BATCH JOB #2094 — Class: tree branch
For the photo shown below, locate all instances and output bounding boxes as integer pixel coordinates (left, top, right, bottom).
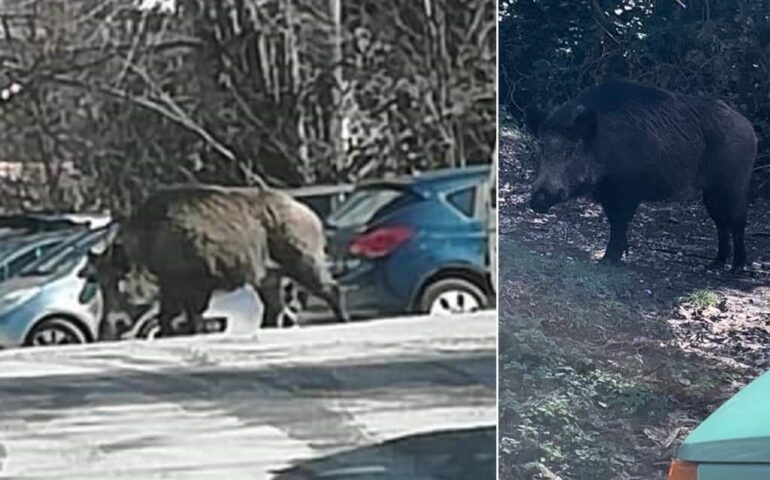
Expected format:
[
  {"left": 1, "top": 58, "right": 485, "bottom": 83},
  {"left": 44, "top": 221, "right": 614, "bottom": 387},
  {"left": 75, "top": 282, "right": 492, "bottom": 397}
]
[{"left": 36, "top": 72, "right": 270, "bottom": 188}]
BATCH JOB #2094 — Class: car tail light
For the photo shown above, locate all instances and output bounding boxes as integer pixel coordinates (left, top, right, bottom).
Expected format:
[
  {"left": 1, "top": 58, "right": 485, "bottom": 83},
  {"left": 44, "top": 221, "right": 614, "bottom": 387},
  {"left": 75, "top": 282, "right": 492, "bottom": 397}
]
[
  {"left": 348, "top": 225, "right": 413, "bottom": 259},
  {"left": 668, "top": 459, "right": 697, "bottom": 480}
]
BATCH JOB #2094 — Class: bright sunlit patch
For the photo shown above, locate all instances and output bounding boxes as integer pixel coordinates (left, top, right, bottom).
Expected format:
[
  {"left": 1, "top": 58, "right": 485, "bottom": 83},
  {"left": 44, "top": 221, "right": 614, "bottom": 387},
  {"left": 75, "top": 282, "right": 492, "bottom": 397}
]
[{"left": 136, "top": 0, "right": 175, "bottom": 12}]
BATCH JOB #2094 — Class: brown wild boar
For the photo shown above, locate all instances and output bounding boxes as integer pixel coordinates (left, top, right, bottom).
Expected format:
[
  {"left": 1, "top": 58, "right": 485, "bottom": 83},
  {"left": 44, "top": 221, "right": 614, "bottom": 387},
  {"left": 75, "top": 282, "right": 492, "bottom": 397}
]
[
  {"left": 526, "top": 80, "right": 757, "bottom": 271},
  {"left": 84, "top": 185, "right": 348, "bottom": 337}
]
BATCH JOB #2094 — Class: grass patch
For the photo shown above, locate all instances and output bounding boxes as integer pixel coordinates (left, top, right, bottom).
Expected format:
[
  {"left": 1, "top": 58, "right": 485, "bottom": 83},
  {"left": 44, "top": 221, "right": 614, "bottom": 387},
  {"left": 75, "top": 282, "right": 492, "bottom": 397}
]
[
  {"left": 499, "top": 240, "right": 633, "bottom": 332},
  {"left": 682, "top": 290, "right": 720, "bottom": 312},
  {"left": 500, "top": 362, "right": 669, "bottom": 478},
  {"left": 498, "top": 239, "right": 675, "bottom": 478}
]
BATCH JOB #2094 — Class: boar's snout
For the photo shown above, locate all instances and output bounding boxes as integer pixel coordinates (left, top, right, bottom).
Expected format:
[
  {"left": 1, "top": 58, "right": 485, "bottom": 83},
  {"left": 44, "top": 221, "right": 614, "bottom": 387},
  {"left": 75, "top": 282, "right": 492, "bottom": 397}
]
[{"left": 529, "top": 187, "right": 567, "bottom": 214}]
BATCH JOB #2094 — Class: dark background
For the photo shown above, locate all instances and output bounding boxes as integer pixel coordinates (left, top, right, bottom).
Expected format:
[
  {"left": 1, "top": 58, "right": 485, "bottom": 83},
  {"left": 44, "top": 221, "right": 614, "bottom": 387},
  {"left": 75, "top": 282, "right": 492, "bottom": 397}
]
[{"left": 499, "top": 0, "right": 770, "bottom": 194}]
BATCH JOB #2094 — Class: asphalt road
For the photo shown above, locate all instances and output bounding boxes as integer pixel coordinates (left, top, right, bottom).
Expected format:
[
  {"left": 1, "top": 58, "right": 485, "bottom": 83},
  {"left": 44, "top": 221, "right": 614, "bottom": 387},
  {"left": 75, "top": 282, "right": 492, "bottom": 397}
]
[{"left": 0, "top": 312, "right": 496, "bottom": 480}]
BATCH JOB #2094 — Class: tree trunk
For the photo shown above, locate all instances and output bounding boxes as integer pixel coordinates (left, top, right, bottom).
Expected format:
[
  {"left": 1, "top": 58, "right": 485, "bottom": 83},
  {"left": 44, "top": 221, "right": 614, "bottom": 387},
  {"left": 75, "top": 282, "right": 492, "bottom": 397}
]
[{"left": 328, "top": 0, "right": 344, "bottom": 173}]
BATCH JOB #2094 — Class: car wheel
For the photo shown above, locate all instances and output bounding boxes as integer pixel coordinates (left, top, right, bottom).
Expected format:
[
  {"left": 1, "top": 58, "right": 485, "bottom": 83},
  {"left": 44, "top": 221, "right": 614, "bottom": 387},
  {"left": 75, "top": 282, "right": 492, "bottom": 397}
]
[
  {"left": 418, "top": 278, "right": 489, "bottom": 316},
  {"left": 24, "top": 317, "right": 88, "bottom": 347},
  {"left": 137, "top": 317, "right": 161, "bottom": 339},
  {"left": 278, "top": 279, "right": 306, "bottom": 328}
]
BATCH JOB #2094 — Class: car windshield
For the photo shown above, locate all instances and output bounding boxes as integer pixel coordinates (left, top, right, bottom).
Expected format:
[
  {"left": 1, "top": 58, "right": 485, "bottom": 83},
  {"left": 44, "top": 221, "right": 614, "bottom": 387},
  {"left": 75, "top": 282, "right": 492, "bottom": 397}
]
[
  {"left": 326, "top": 187, "right": 408, "bottom": 229},
  {"left": 20, "top": 229, "right": 109, "bottom": 277}
]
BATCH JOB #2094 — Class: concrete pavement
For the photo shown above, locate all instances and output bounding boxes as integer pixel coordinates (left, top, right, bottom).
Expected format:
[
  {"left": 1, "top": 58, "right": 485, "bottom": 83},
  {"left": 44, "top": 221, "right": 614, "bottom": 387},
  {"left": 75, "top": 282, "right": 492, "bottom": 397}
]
[{"left": 0, "top": 312, "right": 496, "bottom": 479}]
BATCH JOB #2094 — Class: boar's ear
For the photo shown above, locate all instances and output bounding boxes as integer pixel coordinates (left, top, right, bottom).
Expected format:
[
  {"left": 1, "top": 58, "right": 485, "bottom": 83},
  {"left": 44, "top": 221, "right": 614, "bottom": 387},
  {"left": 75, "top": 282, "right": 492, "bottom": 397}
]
[
  {"left": 567, "top": 104, "right": 597, "bottom": 143},
  {"left": 523, "top": 105, "right": 547, "bottom": 135}
]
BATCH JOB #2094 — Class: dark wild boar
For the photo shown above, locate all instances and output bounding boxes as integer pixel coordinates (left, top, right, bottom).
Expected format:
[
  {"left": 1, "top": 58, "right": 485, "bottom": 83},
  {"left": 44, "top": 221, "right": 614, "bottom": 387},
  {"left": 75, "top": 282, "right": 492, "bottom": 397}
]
[
  {"left": 84, "top": 185, "right": 348, "bottom": 337},
  {"left": 526, "top": 80, "right": 757, "bottom": 271}
]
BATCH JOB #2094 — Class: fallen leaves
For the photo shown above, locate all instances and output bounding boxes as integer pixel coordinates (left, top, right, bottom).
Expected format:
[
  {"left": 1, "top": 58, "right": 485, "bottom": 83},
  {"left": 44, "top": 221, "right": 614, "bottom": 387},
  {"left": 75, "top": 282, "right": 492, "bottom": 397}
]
[{"left": 498, "top": 125, "right": 770, "bottom": 480}]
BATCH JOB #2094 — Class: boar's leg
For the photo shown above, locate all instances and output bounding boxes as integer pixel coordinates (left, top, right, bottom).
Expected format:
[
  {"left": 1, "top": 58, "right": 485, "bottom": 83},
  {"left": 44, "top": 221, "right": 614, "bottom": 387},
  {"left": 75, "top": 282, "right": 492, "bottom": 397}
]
[
  {"left": 157, "top": 282, "right": 211, "bottom": 336},
  {"left": 256, "top": 271, "right": 283, "bottom": 328},
  {"left": 179, "top": 287, "right": 212, "bottom": 335},
  {"left": 157, "top": 294, "right": 183, "bottom": 337},
  {"left": 703, "top": 188, "right": 748, "bottom": 271},
  {"left": 728, "top": 194, "right": 749, "bottom": 272},
  {"left": 293, "top": 263, "right": 348, "bottom": 322},
  {"left": 269, "top": 240, "right": 349, "bottom": 322},
  {"left": 286, "top": 257, "right": 348, "bottom": 322},
  {"left": 703, "top": 189, "right": 732, "bottom": 269},
  {"left": 731, "top": 222, "right": 747, "bottom": 271},
  {"left": 598, "top": 200, "right": 639, "bottom": 264},
  {"left": 321, "top": 281, "right": 348, "bottom": 323}
]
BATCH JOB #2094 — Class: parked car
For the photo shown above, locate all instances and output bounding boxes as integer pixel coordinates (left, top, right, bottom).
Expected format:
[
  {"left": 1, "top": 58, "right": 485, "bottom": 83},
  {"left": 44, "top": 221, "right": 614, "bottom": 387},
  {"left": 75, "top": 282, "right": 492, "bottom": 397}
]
[
  {"left": 0, "top": 229, "right": 81, "bottom": 283},
  {"left": 309, "top": 165, "right": 494, "bottom": 320},
  {"left": 285, "top": 184, "right": 354, "bottom": 219},
  {"left": 488, "top": 147, "right": 498, "bottom": 294},
  {"left": 669, "top": 368, "right": 770, "bottom": 479},
  {"left": 0, "top": 229, "right": 108, "bottom": 347},
  {"left": 0, "top": 228, "right": 262, "bottom": 348},
  {"left": 0, "top": 212, "right": 111, "bottom": 233}
]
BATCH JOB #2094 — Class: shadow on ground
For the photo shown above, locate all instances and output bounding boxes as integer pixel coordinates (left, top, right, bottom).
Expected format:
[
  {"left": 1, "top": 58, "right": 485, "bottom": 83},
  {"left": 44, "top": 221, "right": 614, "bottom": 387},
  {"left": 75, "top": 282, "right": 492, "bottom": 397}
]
[
  {"left": 274, "top": 426, "right": 495, "bottom": 480},
  {"left": 0, "top": 350, "right": 495, "bottom": 478},
  {"left": 497, "top": 126, "right": 770, "bottom": 480}
]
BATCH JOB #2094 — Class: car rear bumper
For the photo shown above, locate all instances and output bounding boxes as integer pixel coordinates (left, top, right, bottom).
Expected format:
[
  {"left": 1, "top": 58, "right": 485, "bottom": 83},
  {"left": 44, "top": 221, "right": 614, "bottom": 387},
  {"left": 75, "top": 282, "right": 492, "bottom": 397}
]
[
  {"left": 339, "top": 261, "right": 408, "bottom": 314},
  {"left": 301, "top": 262, "right": 407, "bottom": 321}
]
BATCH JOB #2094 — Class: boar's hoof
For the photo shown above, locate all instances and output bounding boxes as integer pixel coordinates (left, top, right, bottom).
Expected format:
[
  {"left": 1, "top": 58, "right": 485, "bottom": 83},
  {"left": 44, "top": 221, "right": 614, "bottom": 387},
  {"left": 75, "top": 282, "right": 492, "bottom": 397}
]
[
  {"left": 729, "top": 264, "right": 745, "bottom": 275},
  {"left": 707, "top": 260, "right": 727, "bottom": 271},
  {"left": 336, "top": 308, "right": 351, "bottom": 323},
  {"left": 326, "top": 283, "right": 350, "bottom": 322},
  {"left": 598, "top": 255, "right": 623, "bottom": 266}
]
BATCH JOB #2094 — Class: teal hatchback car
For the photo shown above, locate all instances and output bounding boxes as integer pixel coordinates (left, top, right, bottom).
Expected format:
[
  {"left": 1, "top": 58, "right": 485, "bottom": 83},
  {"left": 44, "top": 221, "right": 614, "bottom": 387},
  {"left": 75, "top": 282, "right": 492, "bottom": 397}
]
[{"left": 669, "top": 369, "right": 770, "bottom": 479}]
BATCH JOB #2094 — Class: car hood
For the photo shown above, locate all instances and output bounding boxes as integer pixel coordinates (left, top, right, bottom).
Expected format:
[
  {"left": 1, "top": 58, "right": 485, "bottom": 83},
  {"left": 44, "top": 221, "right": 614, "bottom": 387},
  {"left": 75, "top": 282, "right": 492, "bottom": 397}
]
[{"left": 677, "top": 368, "right": 770, "bottom": 463}]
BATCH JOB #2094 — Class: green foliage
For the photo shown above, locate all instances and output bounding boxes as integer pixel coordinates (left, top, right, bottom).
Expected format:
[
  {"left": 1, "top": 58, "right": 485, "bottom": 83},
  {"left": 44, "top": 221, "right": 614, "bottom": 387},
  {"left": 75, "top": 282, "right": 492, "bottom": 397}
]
[
  {"left": 0, "top": 0, "right": 495, "bottom": 212},
  {"left": 502, "top": 362, "right": 665, "bottom": 476},
  {"left": 683, "top": 290, "right": 719, "bottom": 312},
  {"left": 498, "top": 239, "right": 678, "bottom": 478},
  {"left": 499, "top": 0, "right": 770, "bottom": 193}
]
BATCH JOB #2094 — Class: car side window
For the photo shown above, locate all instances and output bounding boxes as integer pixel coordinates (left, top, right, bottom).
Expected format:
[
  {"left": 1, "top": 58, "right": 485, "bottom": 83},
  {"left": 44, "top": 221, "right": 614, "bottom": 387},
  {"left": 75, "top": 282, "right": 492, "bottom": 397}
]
[
  {"left": 4, "top": 242, "right": 59, "bottom": 278},
  {"left": 447, "top": 187, "right": 476, "bottom": 218},
  {"left": 6, "top": 250, "right": 38, "bottom": 277},
  {"left": 40, "top": 242, "right": 60, "bottom": 257}
]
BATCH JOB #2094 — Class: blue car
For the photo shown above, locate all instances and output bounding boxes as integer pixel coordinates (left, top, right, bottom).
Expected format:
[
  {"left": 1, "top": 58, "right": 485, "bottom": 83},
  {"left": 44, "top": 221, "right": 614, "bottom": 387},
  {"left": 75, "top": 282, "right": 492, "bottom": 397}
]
[{"left": 323, "top": 166, "right": 495, "bottom": 319}]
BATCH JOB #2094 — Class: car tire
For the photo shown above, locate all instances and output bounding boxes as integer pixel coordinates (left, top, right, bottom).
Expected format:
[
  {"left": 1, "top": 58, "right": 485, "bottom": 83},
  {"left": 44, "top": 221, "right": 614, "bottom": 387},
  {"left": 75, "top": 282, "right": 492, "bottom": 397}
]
[
  {"left": 137, "top": 317, "right": 161, "bottom": 339},
  {"left": 24, "top": 317, "right": 89, "bottom": 347},
  {"left": 418, "top": 278, "right": 489, "bottom": 316}
]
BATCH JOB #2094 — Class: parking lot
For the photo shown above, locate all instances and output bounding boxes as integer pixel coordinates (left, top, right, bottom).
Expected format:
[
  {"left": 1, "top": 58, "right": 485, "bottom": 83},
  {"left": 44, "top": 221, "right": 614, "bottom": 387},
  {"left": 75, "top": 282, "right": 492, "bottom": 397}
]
[{"left": 0, "top": 312, "right": 496, "bottom": 479}]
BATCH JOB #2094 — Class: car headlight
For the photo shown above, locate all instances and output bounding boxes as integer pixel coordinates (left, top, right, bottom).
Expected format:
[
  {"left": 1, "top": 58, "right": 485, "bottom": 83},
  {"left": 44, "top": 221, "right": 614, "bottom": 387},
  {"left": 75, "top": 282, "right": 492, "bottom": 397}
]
[{"left": 0, "top": 287, "right": 40, "bottom": 315}]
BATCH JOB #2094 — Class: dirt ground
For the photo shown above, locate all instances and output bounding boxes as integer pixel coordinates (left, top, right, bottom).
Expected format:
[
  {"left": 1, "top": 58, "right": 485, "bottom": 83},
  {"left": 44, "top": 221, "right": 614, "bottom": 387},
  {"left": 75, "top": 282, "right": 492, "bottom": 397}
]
[{"left": 497, "top": 126, "right": 770, "bottom": 480}]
